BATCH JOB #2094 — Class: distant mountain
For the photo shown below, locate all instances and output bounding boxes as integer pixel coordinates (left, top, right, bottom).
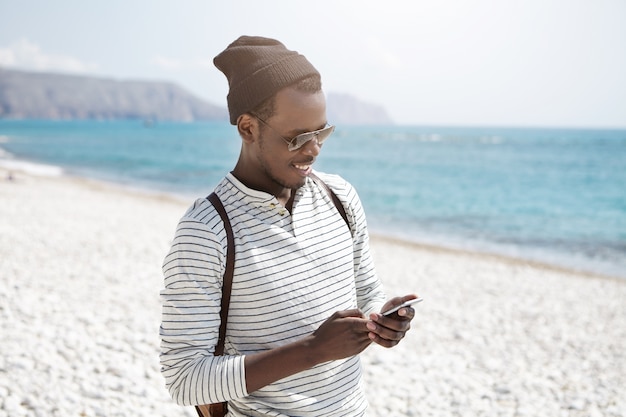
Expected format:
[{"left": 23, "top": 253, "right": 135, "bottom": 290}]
[
  {"left": 0, "top": 69, "right": 227, "bottom": 122},
  {"left": 326, "top": 92, "right": 393, "bottom": 125},
  {"left": 0, "top": 68, "right": 393, "bottom": 125}
]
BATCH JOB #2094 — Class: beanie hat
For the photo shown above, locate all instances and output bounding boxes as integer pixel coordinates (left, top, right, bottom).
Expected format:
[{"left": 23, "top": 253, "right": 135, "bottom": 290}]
[{"left": 214, "top": 35, "right": 320, "bottom": 124}]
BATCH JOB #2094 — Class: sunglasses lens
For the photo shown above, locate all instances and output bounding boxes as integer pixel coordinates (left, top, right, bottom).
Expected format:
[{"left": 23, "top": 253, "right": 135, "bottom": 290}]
[
  {"left": 288, "top": 126, "right": 335, "bottom": 151},
  {"left": 317, "top": 125, "right": 335, "bottom": 144}
]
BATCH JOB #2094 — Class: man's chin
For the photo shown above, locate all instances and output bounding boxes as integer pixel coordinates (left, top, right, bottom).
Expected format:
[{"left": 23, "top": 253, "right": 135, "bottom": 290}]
[
  {"left": 288, "top": 178, "right": 307, "bottom": 190},
  {"left": 270, "top": 173, "right": 307, "bottom": 191},
  {"left": 289, "top": 176, "right": 309, "bottom": 190}
]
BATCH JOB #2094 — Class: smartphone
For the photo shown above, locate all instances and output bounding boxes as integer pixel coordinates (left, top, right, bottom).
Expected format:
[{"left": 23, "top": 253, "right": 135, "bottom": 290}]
[{"left": 381, "top": 297, "right": 423, "bottom": 316}]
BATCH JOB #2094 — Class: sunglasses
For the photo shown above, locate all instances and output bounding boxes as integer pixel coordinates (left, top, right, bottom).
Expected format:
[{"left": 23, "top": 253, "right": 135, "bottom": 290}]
[{"left": 252, "top": 115, "right": 335, "bottom": 151}]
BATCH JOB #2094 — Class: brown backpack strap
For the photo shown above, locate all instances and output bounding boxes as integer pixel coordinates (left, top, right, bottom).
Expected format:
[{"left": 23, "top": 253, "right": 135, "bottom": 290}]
[
  {"left": 196, "top": 403, "right": 227, "bottom": 417},
  {"left": 207, "top": 192, "right": 235, "bottom": 357},
  {"left": 195, "top": 193, "right": 234, "bottom": 417},
  {"left": 309, "top": 172, "right": 350, "bottom": 233}
]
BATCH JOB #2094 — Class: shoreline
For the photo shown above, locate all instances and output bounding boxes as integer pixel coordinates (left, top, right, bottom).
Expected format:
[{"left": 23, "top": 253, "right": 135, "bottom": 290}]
[
  {"left": 370, "top": 233, "right": 625, "bottom": 283},
  {"left": 2, "top": 162, "right": 624, "bottom": 283},
  {"left": 2, "top": 166, "right": 625, "bottom": 416}
]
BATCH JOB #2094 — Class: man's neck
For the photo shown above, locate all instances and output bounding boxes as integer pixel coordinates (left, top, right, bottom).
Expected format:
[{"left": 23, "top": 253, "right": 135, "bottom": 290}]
[{"left": 230, "top": 168, "right": 295, "bottom": 210}]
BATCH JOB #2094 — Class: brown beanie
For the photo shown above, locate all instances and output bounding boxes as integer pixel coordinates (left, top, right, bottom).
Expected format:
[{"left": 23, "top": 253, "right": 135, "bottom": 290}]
[{"left": 214, "top": 36, "right": 320, "bottom": 124}]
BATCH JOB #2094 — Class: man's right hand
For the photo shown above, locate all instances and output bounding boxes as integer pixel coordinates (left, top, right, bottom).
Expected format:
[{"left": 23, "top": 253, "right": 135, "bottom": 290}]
[
  {"left": 309, "top": 309, "right": 372, "bottom": 363},
  {"left": 244, "top": 308, "right": 371, "bottom": 394}
]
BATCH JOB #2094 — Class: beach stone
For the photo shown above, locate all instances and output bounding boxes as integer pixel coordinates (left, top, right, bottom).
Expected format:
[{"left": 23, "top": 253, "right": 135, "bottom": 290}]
[
  {"left": 493, "top": 385, "right": 511, "bottom": 395},
  {"left": 2, "top": 395, "right": 25, "bottom": 416}
]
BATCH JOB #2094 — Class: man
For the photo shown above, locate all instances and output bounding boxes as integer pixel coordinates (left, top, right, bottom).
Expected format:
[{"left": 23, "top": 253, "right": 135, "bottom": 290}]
[{"left": 160, "top": 35, "right": 418, "bottom": 416}]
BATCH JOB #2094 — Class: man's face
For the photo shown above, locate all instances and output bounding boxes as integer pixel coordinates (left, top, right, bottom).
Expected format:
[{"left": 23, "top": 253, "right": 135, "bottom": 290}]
[{"left": 253, "top": 87, "right": 328, "bottom": 191}]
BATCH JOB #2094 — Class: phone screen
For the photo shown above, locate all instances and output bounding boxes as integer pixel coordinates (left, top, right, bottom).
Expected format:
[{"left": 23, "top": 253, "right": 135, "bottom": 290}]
[{"left": 381, "top": 297, "right": 423, "bottom": 316}]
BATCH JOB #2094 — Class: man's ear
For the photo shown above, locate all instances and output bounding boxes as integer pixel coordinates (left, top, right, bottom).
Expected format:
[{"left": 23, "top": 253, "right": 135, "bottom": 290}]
[{"left": 237, "top": 114, "right": 258, "bottom": 144}]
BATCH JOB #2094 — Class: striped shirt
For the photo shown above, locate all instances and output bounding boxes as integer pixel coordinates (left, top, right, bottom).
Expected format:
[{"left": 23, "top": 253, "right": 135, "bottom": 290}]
[{"left": 160, "top": 171, "right": 386, "bottom": 416}]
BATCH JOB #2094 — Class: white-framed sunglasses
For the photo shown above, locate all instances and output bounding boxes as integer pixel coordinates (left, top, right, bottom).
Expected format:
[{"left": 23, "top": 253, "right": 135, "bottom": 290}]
[{"left": 252, "top": 115, "right": 335, "bottom": 151}]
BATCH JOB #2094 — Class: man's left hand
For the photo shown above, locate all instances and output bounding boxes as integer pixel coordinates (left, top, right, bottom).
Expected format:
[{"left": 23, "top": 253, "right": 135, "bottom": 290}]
[{"left": 366, "top": 294, "right": 418, "bottom": 348}]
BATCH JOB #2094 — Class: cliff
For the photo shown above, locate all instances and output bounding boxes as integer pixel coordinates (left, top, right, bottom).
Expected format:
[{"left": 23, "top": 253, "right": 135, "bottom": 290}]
[
  {"left": 0, "top": 69, "right": 227, "bottom": 122},
  {"left": 326, "top": 92, "right": 393, "bottom": 125},
  {"left": 0, "top": 68, "right": 393, "bottom": 125}
]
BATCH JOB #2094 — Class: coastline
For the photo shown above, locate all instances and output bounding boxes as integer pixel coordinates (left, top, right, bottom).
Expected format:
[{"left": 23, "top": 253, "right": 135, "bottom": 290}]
[
  {"left": 3, "top": 157, "right": 623, "bottom": 283},
  {"left": 370, "top": 233, "right": 625, "bottom": 284},
  {"left": 1, "top": 167, "right": 625, "bottom": 416}
]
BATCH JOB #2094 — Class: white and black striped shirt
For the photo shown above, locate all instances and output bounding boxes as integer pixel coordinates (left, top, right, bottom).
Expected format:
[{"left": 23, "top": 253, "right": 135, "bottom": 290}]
[{"left": 160, "top": 171, "right": 385, "bottom": 416}]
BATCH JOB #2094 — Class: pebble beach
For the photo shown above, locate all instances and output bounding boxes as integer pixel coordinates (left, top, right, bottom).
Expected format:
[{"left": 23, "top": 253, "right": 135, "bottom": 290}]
[{"left": 1, "top": 168, "right": 625, "bottom": 417}]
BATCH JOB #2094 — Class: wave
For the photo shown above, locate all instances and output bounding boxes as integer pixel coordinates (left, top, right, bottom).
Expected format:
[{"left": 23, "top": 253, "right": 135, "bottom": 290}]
[{"left": 0, "top": 154, "right": 64, "bottom": 177}]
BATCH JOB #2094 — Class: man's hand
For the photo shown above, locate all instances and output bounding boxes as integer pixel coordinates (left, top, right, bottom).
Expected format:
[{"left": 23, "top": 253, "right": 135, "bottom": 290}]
[
  {"left": 245, "top": 309, "right": 371, "bottom": 393},
  {"left": 366, "top": 294, "right": 418, "bottom": 348},
  {"left": 309, "top": 309, "right": 372, "bottom": 362}
]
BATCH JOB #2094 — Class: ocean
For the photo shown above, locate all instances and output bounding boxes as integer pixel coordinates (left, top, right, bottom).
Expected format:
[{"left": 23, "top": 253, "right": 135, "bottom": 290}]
[{"left": 1, "top": 120, "right": 625, "bottom": 280}]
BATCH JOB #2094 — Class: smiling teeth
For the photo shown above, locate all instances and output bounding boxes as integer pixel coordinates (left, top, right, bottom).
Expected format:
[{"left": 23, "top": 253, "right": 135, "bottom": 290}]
[{"left": 294, "top": 164, "right": 311, "bottom": 170}]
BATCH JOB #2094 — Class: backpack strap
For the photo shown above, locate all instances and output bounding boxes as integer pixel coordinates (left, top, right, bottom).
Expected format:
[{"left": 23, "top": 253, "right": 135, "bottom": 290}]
[
  {"left": 206, "top": 192, "right": 234, "bottom": 357},
  {"left": 309, "top": 172, "right": 351, "bottom": 234},
  {"left": 196, "top": 193, "right": 233, "bottom": 417}
]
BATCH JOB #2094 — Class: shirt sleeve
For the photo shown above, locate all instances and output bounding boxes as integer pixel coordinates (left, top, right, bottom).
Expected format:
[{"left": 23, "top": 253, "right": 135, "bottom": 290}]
[
  {"left": 159, "top": 202, "right": 248, "bottom": 406},
  {"left": 318, "top": 173, "right": 387, "bottom": 316}
]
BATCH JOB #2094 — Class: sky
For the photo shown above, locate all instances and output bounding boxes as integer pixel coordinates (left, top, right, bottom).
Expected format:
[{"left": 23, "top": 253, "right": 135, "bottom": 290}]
[{"left": 1, "top": 0, "right": 625, "bottom": 128}]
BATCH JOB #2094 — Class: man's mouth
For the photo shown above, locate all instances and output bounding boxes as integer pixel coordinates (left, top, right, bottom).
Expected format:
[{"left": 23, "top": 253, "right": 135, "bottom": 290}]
[{"left": 292, "top": 162, "right": 313, "bottom": 174}]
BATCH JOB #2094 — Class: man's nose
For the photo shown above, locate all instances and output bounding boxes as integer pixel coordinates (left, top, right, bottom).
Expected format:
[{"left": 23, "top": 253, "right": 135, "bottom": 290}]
[{"left": 300, "top": 136, "right": 321, "bottom": 156}]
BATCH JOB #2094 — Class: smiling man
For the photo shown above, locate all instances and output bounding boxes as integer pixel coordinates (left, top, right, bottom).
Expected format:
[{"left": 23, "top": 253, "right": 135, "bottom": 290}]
[{"left": 160, "top": 35, "right": 418, "bottom": 417}]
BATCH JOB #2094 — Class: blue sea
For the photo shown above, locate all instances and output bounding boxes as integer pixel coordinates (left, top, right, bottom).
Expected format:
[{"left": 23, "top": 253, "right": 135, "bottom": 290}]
[{"left": 1, "top": 120, "right": 625, "bottom": 279}]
